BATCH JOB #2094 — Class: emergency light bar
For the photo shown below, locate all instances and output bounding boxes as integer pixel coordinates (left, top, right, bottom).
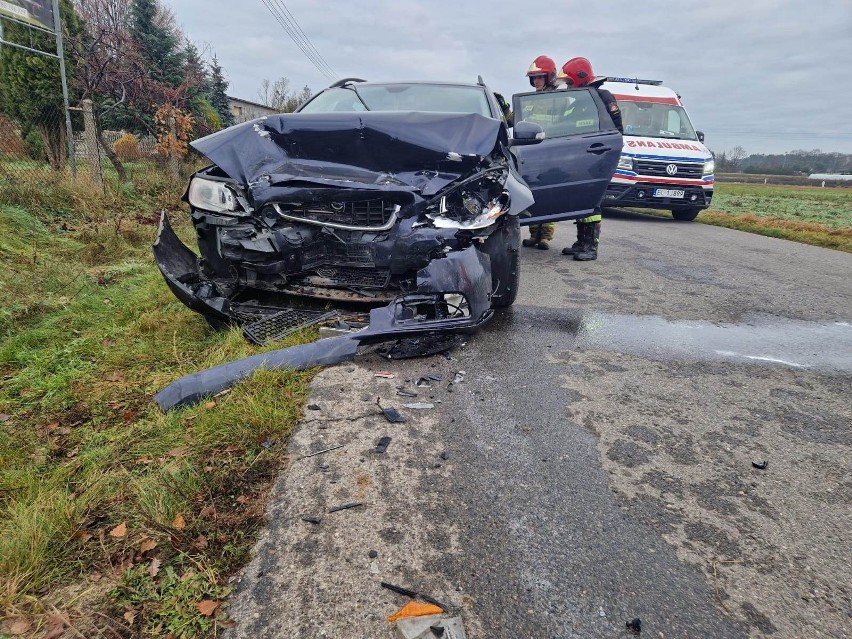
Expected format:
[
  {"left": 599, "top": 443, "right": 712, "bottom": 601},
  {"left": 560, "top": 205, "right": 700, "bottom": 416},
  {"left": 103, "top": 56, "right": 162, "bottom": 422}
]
[{"left": 603, "top": 77, "right": 663, "bottom": 86}]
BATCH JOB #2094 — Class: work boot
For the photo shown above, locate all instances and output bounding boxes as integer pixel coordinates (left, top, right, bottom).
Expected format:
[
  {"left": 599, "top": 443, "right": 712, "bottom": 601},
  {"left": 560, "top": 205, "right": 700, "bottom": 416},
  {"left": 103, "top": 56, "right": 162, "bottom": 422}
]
[
  {"left": 561, "top": 222, "right": 583, "bottom": 255},
  {"left": 536, "top": 240, "right": 549, "bottom": 250},
  {"left": 573, "top": 223, "right": 598, "bottom": 261},
  {"left": 522, "top": 234, "right": 539, "bottom": 247}
]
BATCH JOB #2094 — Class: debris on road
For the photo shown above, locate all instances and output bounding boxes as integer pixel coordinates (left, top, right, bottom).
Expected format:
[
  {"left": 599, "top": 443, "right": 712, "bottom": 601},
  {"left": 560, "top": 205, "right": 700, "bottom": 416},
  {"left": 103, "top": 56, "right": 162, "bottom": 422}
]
[
  {"left": 440, "top": 451, "right": 450, "bottom": 461},
  {"left": 382, "top": 582, "right": 420, "bottom": 598},
  {"left": 375, "top": 436, "right": 392, "bottom": 454},
  {"left": 300, "top": 515, "right": 322, "bottom": 524},
  {"left": 394, "top": 614, "right": 468, "bottom": 639},
  {"left": 626, "top": 617, "right": 642, "bottom": 634},
  {"left": 378, "top": 398, "right": 407, "bottom": 423},
  {"left": 598, "top": 606, "right": 606, "bottom": 618},
  {"left": 752, "top": 460, "right": 769, "bottom": 470},
  {"left": 369, "top": 550, "right": 378, "bottom": 559},
  {"left": 403, "top": 403, "right": 435, "bottom": 410},
  {"left": 397, "top": 389, "right": 418, "bottom": 398},
  {"left": 298, "top": 444, "right": 344, "bottom": 460},
  {"left": 387, "top": 601, "right": 445, "bottom": 621},
  {"left": 375, "top": 372, "right": 397, "bottom": 379},
  {"left": 452, "top": 371, "right": 466, "bottom": 384},
  {"left": 307, "top": 403, "right": 321, "bottom": 410},
  {"left": 328, "top": 501, "right": 363, "bottom": 513}
]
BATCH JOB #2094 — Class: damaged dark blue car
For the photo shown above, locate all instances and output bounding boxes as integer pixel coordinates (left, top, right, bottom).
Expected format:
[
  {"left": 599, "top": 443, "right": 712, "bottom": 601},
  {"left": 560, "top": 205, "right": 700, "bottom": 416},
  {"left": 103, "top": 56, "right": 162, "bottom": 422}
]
[{"left": 153, "top": 80, "right": 622, "bottom": 409}]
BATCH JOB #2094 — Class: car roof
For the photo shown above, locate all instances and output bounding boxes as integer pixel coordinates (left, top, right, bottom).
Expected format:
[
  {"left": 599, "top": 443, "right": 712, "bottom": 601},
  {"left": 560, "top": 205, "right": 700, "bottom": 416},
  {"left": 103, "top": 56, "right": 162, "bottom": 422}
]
[{"left": 330, "top": 79, "right": 488, "bottom": 89}]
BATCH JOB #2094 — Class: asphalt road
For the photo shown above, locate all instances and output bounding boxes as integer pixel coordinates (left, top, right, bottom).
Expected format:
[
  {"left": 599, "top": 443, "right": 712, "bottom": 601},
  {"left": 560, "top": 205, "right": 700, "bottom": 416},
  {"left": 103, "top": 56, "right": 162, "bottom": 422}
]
[{"left": 227, "top": 210, "right": 851, "bottom": 639}]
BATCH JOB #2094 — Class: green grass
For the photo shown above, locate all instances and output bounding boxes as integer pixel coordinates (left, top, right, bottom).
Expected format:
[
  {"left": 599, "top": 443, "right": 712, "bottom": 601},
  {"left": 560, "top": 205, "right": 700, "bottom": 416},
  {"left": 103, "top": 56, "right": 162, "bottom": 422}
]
[
  {"left": 625, "top": 183, "right": 852, "bottom": 251},
  {"left": 0, "top": 178, "right": 315, "bottom": 636}
]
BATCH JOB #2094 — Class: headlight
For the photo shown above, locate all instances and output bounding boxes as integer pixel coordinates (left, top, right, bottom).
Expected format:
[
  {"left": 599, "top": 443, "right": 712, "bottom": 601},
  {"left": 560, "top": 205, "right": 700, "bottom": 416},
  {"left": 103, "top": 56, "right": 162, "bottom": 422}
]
[
  {"left": 702, "top": 159, "right": 715, "bottom": 176},
  {"left": 617, "top": 155, "right": 634, "bottom": 171},
  {"left": 188, "top": 177, "right": 238, "bottom": 212},
  {"left": 426, "top": 169, "right": 509, "bottom": 230}
]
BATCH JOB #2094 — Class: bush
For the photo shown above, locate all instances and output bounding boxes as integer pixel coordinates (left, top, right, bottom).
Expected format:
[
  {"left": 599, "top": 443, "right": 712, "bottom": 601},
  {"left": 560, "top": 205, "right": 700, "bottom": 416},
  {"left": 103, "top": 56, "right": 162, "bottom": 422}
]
[
  {"left": 24, "top": 129, "right": 46, "bottom": 161},
  {"left": 113, "top": 132, "right": 142, "bottom": 161}
]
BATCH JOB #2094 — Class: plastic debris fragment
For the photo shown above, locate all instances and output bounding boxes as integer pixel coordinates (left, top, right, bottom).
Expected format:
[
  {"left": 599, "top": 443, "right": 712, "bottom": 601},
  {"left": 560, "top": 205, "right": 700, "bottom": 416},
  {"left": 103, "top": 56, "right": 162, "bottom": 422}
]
[
  {"left": 403, "top": 403, "right": 435, "bottom": 410},
  {"left": 375, "top": 436, "right": 392, "bottom": 454},
  {"left": 387, "top": 601, "right": 445, "bottom": 622},
  {"left": 329, "top": 501, "right": 362, "bottom": 513},
  {"left": 752, "top": 460, "right": 768, "bottom": 470}
]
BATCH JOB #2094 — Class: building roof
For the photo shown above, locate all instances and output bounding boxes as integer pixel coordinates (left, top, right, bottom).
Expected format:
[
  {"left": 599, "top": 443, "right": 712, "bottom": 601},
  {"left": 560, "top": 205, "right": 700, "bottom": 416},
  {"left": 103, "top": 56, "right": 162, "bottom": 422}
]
[{"left": 226, "top": 95, "right": 280, "bottom": 111}]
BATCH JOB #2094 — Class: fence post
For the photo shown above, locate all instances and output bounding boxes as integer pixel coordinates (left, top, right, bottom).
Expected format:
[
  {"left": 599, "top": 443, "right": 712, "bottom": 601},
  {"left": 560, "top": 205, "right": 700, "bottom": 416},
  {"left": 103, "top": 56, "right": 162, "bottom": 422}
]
[
  {"left": 168, "top": 114, "right": 180, "bottom": 182},
  {"left": 81, "top": 99, "right": 103, "bottom": 188}
]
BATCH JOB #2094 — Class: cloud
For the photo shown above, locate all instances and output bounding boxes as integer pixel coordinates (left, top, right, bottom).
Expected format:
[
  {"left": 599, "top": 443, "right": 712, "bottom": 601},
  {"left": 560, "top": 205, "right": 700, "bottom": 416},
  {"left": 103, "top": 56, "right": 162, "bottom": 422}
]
[{"left": 169, "top": 0, "right": 852, "bottom": 154}]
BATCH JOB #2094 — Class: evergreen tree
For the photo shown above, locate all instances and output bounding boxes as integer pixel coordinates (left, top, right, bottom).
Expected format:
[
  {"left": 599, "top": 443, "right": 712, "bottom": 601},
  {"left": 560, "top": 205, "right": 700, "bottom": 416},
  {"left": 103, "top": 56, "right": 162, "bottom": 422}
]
[
  {"left": 207, "top": 55, "right": 234, "bottom": 128},
  {"left": 128, "top": 0, "right": 185, "bottom": 88}
]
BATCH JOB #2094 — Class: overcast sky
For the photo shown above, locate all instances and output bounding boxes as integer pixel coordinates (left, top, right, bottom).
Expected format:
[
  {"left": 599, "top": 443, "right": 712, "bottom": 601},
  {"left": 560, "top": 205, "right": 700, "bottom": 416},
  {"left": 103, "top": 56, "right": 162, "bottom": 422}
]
[{"left": 168, "top": 0, "right": 852, "bottom": 155}]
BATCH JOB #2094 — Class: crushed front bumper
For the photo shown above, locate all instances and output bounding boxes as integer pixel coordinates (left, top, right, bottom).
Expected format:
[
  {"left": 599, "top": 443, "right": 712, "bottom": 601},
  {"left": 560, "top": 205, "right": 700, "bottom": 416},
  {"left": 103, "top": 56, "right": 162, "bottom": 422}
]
[{"left": 153, "top": 211, "right": 495, "bottom": 410}]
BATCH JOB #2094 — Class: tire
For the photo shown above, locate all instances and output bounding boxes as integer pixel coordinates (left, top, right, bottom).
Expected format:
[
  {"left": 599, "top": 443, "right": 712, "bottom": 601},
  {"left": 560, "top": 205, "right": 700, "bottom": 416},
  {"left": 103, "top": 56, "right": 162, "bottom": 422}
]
[
  {"left": 671, "top": 208, "right": 701, "bottom": 222},
  {"left": 482, "top": 216, "right": 520, "bottom": 308}
]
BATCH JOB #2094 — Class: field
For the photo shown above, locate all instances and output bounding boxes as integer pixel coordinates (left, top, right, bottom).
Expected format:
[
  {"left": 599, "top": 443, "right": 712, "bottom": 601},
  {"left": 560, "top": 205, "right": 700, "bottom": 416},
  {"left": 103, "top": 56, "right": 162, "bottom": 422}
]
[
  {"left": 0, "top": 176, "right": 849, "bottom": 636},
  {"left": 629, "top": 183, "right": 852, "bottom": 252}
]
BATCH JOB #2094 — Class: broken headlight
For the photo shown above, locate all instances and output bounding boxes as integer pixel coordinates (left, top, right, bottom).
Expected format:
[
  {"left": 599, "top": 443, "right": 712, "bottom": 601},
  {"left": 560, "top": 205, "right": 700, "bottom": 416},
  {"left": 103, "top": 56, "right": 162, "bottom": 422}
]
[
  {"left": 426, "top": 169, "right": 509, "bottom": 230},
  {"left": 188, "top": 177, "right": 239, "bottom": 213}
]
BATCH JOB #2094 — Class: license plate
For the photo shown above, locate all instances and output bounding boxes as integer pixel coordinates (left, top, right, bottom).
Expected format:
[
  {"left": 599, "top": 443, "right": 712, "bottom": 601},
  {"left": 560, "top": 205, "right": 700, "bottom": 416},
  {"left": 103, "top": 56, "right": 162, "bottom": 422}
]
[{"left": 654, "top": 188, "right": 685, "bottom": 198}]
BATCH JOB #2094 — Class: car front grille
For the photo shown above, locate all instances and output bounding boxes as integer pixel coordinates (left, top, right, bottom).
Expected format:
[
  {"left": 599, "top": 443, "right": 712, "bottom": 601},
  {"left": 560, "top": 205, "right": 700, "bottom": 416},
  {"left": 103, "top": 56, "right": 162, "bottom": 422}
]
[
  {"left": 274, "top": 199, "right": 396, "bottom": 229},
  {"left": 302, "top": 240, "right": 374, "bottom": 269},
  {"left": 312, "top": 266, "right": 391, "bottom": 289},
  {"left": 634, "top": 159, "right": 704, "bottom": 179}
]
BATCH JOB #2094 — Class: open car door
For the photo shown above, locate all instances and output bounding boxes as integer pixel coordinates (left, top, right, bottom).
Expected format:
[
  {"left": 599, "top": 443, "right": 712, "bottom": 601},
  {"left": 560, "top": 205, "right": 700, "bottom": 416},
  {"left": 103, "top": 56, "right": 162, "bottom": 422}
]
[{"left": 511, "top": 88, "right": 623, "bottom": 226}]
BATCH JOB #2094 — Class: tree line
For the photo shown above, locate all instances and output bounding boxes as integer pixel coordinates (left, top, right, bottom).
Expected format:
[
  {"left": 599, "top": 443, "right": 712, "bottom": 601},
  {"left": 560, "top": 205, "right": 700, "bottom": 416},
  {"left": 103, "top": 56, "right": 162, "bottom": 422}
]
[
  {"left": 0, "top": 0, "right": 312, "bottom": 178},
  {"left": 712, "top": 146, "right": 852, "bottom": 175}
]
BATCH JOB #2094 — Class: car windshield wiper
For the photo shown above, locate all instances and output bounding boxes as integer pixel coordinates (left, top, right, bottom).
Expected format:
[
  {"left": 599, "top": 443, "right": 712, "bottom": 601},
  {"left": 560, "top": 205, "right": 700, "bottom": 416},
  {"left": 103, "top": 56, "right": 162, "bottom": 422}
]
[{"left": 349, "top": 85, "right": 371, "bottom": 111}]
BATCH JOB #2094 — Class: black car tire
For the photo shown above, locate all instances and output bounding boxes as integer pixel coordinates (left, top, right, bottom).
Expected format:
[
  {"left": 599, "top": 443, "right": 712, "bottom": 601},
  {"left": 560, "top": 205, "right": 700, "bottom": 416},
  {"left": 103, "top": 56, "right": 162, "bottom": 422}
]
[
  {"left": 672, "top": 208, "right": 701, "bottom": 222},
  {"left": 481, "top": 215, "right": 520, "bottom": 308}
]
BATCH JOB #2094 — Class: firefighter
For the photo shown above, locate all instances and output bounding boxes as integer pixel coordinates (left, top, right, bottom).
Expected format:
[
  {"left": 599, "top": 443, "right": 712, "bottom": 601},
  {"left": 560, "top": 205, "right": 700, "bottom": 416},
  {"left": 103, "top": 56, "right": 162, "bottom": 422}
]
[
  {"left": 557, "top": 57, "right": 623, "bottom": 261},
  {"left": 521, "top": 55, "right": 558, "bottom": 250}
]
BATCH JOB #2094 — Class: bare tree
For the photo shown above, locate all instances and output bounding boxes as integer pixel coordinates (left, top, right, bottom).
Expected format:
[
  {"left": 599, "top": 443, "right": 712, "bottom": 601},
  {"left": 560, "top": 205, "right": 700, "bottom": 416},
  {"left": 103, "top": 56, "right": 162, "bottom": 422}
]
[{"left": 257, "top": 77, "right": 312, "bottom": 113}]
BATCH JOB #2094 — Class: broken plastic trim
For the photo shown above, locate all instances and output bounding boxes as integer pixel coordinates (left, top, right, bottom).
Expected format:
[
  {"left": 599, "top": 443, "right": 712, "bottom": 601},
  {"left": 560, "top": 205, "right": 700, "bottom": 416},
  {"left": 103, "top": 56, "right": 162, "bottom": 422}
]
[{"left": 153, "top": 238, "right": 494, "bottom": 411}]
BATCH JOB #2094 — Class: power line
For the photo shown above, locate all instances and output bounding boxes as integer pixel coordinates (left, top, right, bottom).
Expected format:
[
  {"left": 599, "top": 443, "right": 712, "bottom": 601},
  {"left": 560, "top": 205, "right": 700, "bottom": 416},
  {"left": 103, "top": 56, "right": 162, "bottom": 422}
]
[
  {"left": 260, "top": 0, "right": 336, "bottom": 82},
  {"left": 273, "top": 0, "right": 336, "bottom": 79}
]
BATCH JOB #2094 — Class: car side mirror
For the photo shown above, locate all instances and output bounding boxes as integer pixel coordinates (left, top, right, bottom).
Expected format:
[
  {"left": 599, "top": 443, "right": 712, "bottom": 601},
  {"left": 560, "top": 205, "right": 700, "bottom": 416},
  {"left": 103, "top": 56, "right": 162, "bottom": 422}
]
[
  {"left": 510, "top": 121, "right": 545, "bottom": 146},
  {"left": 696, "top": 130, "right": 705, "bottom": 143}
]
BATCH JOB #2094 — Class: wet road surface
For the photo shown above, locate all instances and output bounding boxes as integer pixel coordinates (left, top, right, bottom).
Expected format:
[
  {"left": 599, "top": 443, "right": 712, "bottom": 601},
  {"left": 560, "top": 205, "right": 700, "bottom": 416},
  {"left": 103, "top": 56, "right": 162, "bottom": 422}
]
[
  {"left": 227, "top": 209, "right": 851, "bottom": 638},
  {"left": 432, "top": 211, "right": 851, "bottom": 638}
]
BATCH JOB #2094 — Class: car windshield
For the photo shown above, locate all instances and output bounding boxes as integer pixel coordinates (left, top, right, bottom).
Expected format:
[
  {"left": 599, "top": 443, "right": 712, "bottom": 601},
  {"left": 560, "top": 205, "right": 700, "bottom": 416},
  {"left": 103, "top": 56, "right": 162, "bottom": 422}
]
[
  {"left": 619, "top": 100, "right": 698, "bottom": 140},
  {"left": 300, "top": 84, "right": 493, "bottom": 117}
]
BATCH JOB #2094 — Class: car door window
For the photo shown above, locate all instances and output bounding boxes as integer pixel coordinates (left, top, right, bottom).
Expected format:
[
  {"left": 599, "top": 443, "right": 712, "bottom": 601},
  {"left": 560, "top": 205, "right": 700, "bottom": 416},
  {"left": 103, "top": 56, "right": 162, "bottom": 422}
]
[{"left": 516, "top": 89, "right": 600, "bottom": 139}]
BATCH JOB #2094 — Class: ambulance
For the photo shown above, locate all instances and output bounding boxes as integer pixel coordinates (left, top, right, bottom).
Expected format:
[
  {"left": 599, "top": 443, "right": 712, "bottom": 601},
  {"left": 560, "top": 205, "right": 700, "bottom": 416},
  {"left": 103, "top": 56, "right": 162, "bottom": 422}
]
[{"left": 599, "top": 78, "right": 714, "bottom": 221}]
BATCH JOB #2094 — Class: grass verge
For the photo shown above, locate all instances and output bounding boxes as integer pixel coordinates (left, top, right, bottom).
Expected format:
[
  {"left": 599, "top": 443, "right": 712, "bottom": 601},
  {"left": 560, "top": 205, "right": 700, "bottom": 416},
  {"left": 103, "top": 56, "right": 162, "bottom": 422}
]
[
  {"left": 624, "top": 183, "right": 852, "bottom": 251},
  {"left": 0, "top": 177, "right": 314, "bottom": 637}
]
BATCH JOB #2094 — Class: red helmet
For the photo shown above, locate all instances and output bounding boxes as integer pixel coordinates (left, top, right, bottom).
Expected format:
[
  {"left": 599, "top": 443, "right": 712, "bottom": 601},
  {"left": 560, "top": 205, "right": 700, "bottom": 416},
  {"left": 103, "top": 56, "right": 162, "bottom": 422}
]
[
  {"left": 558, "top": 57, "right": 596, "bottom": 87},
  {"left": 526, "top": 55, "right": 557, "bottom": 87}
]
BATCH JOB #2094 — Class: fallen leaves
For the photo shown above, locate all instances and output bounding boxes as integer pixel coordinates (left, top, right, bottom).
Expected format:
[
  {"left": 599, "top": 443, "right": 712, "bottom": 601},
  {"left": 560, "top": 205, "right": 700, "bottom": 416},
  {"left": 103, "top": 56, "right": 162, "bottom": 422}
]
[
  {"left": 105, "top": 371, "right": 125, "bottom": 382},
  {"left": 109, "top": 522, "right": 128, "bottom": 538},
  {"left": 148, "top": 557, "right": 161, "bottom": 577},
  {"left": 172, "top": 513, "right": 186, "bottom": 530},
  {"left": 139, "top": 537, "right": 158, "bottom": 554},
  {"left": 44, "top": 614, "right": 67, "bottom": 639},
  {"left": 203, "top": 401, "right": 217, "bottom": 410},
  {"left": 194, "top": 600, "right": 219, "bottom": 617},
  {"left": 8, "top": 618, "right": 32, "bottom": 636}
]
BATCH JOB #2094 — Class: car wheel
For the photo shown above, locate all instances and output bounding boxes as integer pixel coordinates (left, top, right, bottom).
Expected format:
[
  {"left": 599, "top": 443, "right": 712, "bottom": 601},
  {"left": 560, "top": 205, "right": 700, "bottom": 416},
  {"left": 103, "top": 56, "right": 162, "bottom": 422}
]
[
  {"left": 482, "top": 215, "right": 520, "bottom": 308},
  {"left": 672, "top": 208, "right": 701, "bottom": 222}
]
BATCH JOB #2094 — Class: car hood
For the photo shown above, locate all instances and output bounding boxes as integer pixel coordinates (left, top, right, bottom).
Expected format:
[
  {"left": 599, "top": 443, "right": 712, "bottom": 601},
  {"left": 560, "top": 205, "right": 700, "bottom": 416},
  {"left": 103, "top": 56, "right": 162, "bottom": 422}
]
[{"left": 191, "top": 111, "right": 507, "bottom": 192}]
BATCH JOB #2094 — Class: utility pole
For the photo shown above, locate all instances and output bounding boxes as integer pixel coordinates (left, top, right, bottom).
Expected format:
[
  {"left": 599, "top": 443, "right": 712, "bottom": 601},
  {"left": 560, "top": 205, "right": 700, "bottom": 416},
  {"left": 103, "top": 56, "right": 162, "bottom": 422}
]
[{"left": 53, "top": 0, "right": 76, "bottom": 178}]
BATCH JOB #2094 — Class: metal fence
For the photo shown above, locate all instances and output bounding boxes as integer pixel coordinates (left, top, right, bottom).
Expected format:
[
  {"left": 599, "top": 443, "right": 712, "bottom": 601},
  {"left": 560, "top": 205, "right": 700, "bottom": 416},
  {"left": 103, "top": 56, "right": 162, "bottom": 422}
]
[{"left": 0, "top": 103, "right": 195, "bottom": 192}]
